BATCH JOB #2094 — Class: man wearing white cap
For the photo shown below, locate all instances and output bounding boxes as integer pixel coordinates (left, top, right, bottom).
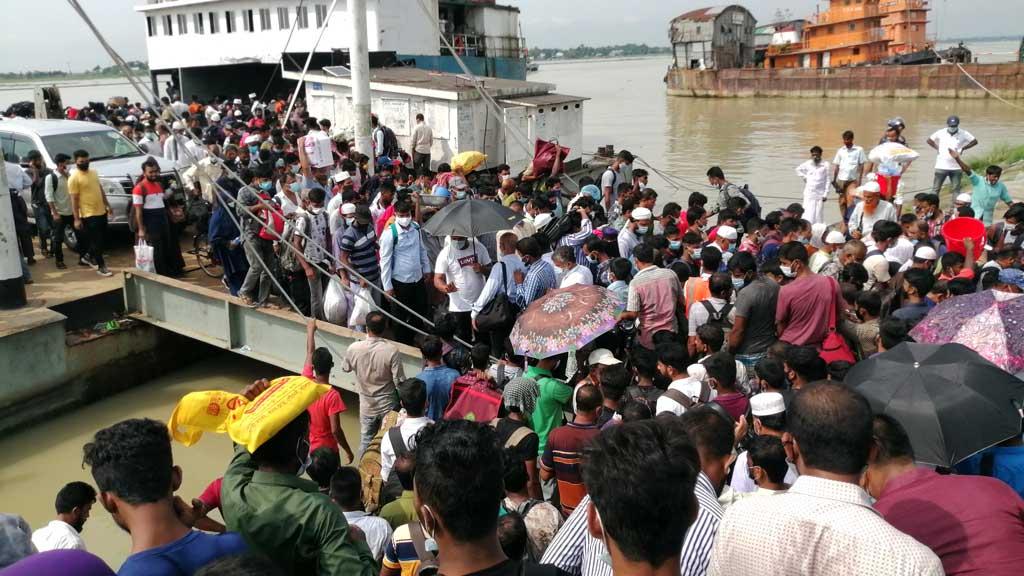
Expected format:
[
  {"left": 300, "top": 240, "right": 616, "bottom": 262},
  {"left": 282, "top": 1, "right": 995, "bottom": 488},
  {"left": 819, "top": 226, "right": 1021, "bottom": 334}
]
[
  {"left": 328, "top": 193, "right": 354, "bottom": 237},
  {"left": 708, "top": 225, "right": 737, "bottom": 266},
  {"left": 617, "top": 206, "right": 652, "bottom": 261},
  {"left": 729, "top": 392, "right": 798, "bottom": 495},
  {"left": 162, "top": 120, "right": 191, "bottom": 168},
  {"left": 809, "top": 230, "right": 846, "bottom": 275},
  {"left": 572, "top": 349, "right": 621, "bottom": 414},
  {"left": 847, "top": 181, "right": 897, "bottom": 249},
  {"left": 948, "top": 192, "right": 973, "bottom": 221}
]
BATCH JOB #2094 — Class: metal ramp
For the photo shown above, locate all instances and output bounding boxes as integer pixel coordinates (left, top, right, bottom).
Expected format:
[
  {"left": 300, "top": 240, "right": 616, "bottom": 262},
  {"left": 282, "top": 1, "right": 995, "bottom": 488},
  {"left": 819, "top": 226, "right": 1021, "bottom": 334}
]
[{"left": 122, "top": 271, "right": 423, "bottom": 393}]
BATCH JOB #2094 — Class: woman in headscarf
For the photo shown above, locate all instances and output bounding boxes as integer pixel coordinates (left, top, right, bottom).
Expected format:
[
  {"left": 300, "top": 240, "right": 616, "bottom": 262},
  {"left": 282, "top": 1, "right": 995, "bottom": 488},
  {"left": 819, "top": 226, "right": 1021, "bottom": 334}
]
[{"left": 491, "top": 376, "right": 542, "bottom": 499}]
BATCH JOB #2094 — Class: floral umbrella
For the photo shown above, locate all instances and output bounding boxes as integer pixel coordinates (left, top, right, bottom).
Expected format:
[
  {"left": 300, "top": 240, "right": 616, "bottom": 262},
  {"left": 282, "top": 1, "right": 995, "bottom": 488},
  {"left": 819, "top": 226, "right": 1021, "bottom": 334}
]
[
  {"left": 510, "top": 284, "right": 624, "bottom": 359},
  {"left": 909, "top": 290, "right": 1024, "bottom": 375}
]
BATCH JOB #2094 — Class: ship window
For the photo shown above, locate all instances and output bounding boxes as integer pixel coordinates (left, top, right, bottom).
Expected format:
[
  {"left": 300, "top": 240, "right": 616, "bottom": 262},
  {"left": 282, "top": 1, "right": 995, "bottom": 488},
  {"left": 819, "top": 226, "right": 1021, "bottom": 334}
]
[
  {"left": 912, "top": 24, "right": 920, "bottom": 32},
  {"left": 208, "top": 12, "right": 219, "bottom": 34},
  {"left": 193, "top": 13, "right": 204, "bottom": 35},
  {"left": 260, "top": 8, "right": 271, "bottom": 31},
  {"left": 848, "top": 23, "right": 856, "bottom": 31},
  {"left": 721, "top": 25, "right": 726, "bottom": 34},
  {"left": 177, "top": 14, "right": 187, "bottom": 35},
  {"left": 163, "top": 15, "right": 173, "bottom": 36},
  {"left": 315, "top": 4, "right": 329, "bottom": 28},
  {"left": 853, "top": 47, "right": 861, "bottom": 55},
  {"left": 827, "top": 26, "right": 834, "bottom": 33},
  {"left": 278, "top": 7, "right": 290, "bottom": 30},
  {"left": 225, "top": 11, "right": 235, "bottom": 33},
  {"left": 696, "top": 26, "right": 701, "bottom": 34},
  {"left": 146, "top": 16, "right": 155, "bottom": 37},
  {"left": 297, "top": 5, "right": 309, "bottom": 29},
  {"left": 563, "top": 105, "right": 568, "bottom": 110},
  {"left": 574, "top": 103, "right": 580, "bottom": 108},
  {"left": 243, "top": 9, "right": 254, "bottom": 32}
]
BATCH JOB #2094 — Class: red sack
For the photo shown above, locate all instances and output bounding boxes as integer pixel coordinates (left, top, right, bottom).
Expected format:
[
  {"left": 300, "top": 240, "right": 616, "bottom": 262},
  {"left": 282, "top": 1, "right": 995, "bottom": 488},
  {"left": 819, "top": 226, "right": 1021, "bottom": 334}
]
[
  {"left": 531, "top": 139, "right": 570, "bottom": 176},
  {"left": 819, "top": 280, "right": 856, "bottom": 365},
  {"left": 444, "top": 382, "right": 502, "bottom": 423}
]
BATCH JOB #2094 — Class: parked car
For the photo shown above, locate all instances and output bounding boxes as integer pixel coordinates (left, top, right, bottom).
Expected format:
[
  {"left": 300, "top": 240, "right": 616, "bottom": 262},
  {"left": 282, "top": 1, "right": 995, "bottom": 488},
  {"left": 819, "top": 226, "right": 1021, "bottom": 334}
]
[{"left": 0, "top": 118, "right": 183, "bottom": 251}]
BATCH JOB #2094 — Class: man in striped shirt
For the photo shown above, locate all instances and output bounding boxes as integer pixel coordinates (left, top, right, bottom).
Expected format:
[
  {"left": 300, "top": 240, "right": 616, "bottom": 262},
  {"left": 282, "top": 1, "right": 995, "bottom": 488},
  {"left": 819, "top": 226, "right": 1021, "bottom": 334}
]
[
  {"left": 337, "top": 205, "right": 381, "bottom": 303},
  {"left": 541, "top": 407, "right": 732, "bottom": 576},
  {"left": 512, "top": 236, "right": 557, "bottom": 309},
  {"left": 540, "top": 385, "right": 603, "bottom": 517}
]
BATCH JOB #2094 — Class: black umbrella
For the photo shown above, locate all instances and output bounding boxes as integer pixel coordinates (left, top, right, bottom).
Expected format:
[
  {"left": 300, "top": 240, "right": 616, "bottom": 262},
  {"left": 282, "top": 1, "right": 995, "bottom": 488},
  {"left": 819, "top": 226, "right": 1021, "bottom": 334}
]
[
  {"left": 845, "top": 342, "right": 1024, "bottom": 468},
  {"left": 421, "top": 198, "right": 522, "bottom": 238}
]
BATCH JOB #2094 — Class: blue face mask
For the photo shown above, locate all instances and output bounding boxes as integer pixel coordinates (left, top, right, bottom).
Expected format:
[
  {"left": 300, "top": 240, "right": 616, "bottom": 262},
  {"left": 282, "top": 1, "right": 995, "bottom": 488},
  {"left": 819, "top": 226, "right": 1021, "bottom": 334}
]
[
  {"left": 289, "top": 181, "right": 302, "bottom": 194},
  {"left": 732, "top": 277, "right": 746, "bottom": 291},
  {"left": 290, "top": 164, "right": 300, "bottom": 174},
  {"left": 248, "top": 145, "right": 260, "bottom": 155},
  {"left": 259, "top": 181, "right": 273, "bottom": 191},
  {"left": 669, "top": 240, "right": 682, "bottom": 251}
]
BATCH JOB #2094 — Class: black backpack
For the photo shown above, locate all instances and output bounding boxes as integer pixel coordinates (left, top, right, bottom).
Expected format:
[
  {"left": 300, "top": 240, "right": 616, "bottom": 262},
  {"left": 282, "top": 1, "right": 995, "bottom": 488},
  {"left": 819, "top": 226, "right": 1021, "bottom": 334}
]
[
  {"left": 379, "top": 125, "right": 400, "bottom": 159},
  {"left": 701, "top": 300, "right": 734, "bottom": 332},
  {"left": 738, "top": 184, "right": 762, "bottom": 219},
  {"left": 540, "top": 213, "right": 573, "bottom": 246}
]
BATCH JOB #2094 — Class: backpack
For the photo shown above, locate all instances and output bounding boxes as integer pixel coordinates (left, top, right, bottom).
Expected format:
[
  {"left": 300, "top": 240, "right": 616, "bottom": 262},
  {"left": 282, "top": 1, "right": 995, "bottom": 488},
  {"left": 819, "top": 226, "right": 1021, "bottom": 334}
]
[
  {"left": 738, "top": 184, "right": 762, "bottom": 219},
  {"left": 277, "top": 212, "right": 308, "bottom": 273},
  {"left": 358, "top": 410, "right": 401, "bottom": 512},
  {"left": 540, "top": 213, "right": 573, "bottom": 246},
  {"left": 378, "top": 125, "right": 401, "bottom": 159},
  {"left": 662, "top": 380, "right": 712, "bottom": 411},
  {"left": 700, "top": 300, "right": 734, "bottom": 332},
  {"left": 476, "top": 262, "right": 520, "bottom": 332}
]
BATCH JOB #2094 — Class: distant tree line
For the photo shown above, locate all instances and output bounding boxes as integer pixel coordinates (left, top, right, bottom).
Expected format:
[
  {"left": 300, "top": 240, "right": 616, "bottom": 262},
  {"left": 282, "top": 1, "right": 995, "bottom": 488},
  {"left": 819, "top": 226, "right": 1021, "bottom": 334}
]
[
  {"left": 0, "top": 61, "right": 148, "bottom": 80},
  {"left": 530, "top": 44, "right": 671, "bottom": 60}
]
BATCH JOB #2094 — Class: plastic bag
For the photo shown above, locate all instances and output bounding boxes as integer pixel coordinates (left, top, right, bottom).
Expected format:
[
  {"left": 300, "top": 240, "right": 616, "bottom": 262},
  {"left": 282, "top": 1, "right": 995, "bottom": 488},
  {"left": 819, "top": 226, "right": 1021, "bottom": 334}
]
[
  {"left": 451, "top": 150, "right": 487, "bottom": 173},
  {"left": 135, "top": 239, "right": 155, "bottom": 273},
  {"left": 531, "top": 139, "right": 570, "bottom": 176},
  {"left": 347, "top": 285, "right": 375, "bottom": 330},
  {"left": 324, "top": 277, "right": 351, "bottom": 326},
  {"left": 869, "top": 142, "right": 919, "bottom": 166},
  {"left": 168, "top": 375, "right": 329, "bottom": 452}
]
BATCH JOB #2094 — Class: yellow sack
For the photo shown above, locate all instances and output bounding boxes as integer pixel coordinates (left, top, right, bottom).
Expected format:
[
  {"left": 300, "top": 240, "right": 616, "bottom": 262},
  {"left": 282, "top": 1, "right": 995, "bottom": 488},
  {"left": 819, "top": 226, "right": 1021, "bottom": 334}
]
[
  {"left": 168, "top": 375, "right": 329, "bottom": 453},
  {"left": 451, "top": 151, "right": 487, "bottom": 174}
]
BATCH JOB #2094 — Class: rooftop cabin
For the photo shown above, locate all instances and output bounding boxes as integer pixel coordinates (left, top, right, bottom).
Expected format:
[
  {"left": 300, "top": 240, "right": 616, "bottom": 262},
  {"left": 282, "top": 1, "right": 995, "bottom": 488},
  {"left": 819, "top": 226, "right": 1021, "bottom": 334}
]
[
  {"left": 669, "top": 5, "right": 757, "bottom": 70},
  {"left": 286, "top": 66, "right": 587, "bottom": 175},
  {"left": 133, "top": 0, "right": 527, "bottom": 99}
]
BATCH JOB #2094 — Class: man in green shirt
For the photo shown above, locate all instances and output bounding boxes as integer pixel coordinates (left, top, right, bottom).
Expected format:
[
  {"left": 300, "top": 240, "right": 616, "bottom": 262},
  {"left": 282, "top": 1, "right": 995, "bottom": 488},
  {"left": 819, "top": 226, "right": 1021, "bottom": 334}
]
[
  {"left": 951, "top": 149, "right": 1013, "bottom": 226},
  {"left": 526, "top": 357, "right": 572, "bottom": 457},
  {"left": 221, "top": 379, "right": 377, "bottom": 575}
]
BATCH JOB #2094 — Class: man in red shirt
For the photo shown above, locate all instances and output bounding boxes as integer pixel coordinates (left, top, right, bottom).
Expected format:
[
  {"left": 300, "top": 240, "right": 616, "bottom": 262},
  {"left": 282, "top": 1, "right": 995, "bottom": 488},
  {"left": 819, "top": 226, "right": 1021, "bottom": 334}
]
[
  {"left": 775, "top": 241, "right": 845, "bottom": 347},
  {"left": 865, "top": 414, "right": 1024, "bottom": 575},
  {"left": 303, "top": 320, "right": 354, "bottom": 463},
  {"left": 541, "top": 385, "right": 603, "bottom": 516}
]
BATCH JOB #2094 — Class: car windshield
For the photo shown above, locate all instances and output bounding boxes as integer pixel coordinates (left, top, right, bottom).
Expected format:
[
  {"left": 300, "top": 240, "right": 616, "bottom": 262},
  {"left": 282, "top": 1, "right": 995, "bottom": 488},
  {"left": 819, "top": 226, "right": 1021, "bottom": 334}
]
[{"left": 40, "top": 130, "right": 142, "bottom": 162}]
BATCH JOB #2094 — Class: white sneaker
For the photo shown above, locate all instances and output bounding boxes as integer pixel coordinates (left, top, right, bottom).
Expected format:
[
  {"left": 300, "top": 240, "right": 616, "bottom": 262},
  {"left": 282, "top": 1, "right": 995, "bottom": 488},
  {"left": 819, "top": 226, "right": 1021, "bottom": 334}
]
[{"left": 97, "top": 267, "right": 113, "bottom": 277}]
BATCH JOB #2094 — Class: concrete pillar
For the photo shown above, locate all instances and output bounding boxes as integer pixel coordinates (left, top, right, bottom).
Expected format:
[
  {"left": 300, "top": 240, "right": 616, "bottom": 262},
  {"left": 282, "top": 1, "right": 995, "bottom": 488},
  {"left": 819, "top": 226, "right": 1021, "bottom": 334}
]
[
  {"left": 0, "top": 164, "right": 27, "bottom": 309},
  {"left": 350, "top": 0, "right": 374, "bottom": 175}
]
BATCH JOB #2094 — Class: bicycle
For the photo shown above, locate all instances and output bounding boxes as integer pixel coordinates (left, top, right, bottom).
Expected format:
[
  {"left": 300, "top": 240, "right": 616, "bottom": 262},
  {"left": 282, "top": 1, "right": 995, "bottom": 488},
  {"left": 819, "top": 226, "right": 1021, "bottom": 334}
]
[{"left": 191, "top": 232, "right": 222, "bottom": 278}]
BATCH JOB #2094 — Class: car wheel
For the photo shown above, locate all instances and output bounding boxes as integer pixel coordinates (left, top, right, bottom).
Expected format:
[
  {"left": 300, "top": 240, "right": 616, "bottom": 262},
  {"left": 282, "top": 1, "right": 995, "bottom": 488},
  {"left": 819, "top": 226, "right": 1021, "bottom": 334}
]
[{"left": 63, "top": 226, "right": 81, "bottom": 254}]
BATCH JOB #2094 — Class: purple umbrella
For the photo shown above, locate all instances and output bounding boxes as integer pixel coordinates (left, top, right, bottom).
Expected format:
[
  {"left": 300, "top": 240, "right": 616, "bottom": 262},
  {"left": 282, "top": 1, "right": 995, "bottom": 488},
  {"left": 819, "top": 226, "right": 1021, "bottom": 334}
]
[
  {"left": 909, "top": 290, "right": 1024, "bottom": 374},
  {"left": 510, "top": 284, "right": 624, "bottom": 359}
]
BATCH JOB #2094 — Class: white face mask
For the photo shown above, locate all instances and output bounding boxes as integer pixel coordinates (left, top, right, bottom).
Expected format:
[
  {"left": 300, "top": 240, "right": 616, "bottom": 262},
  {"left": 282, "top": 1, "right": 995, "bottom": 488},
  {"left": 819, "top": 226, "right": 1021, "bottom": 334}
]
[
  {"left": 636, "top": 225, "right": 649, "bottom": 235},
  {"left": 593, "top": 504, "right": 613, "bottom": 568},
  {"left": 396, "top": 216, "right": 412, "bottom": 227},
  {"left": 780, "top": 265, "right": 796, "bottom": 278}
]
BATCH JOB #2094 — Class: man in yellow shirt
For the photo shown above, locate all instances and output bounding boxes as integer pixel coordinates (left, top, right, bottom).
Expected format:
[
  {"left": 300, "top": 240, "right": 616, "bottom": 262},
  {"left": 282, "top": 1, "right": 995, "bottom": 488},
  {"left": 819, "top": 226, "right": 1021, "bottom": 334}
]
[{"left": 68, "top": 149, "right": 113, "bottom": 276}]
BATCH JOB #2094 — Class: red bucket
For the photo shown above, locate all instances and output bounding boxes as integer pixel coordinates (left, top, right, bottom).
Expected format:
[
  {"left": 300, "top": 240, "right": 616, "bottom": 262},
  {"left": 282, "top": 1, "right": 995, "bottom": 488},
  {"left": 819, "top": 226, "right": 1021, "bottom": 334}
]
[{"left": 942, "top": 217, "right": 985, "bottom": 259}]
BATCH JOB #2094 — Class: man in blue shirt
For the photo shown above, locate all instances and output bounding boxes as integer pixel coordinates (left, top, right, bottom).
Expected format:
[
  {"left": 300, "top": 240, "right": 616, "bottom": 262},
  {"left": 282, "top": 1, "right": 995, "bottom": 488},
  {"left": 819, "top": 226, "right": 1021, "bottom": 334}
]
[
  {"left": 82, "top": 419, "right": 248, "bottom": 575},
  {"left": 891, "top": 268, "right": 935, "bottom": 328},
  {"left": 379, "top": 198, "right": 432, "bottom": 344},
  {"left": 511, "top": 236, "right": 557, "bottom": 309},
  {"left": 417, "top": 335, "right": 461, "bottom": 421},
  {"left": 951, "top": 149, "right": 1013, "bottom": 226}
]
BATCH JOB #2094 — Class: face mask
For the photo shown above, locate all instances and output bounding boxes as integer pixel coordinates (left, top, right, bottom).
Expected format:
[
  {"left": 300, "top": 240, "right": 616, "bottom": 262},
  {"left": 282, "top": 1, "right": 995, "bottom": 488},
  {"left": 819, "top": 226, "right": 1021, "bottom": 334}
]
[
  {"left": 455, "top": 190, "right": 467, "bottom": 200},
  {"left": 396, "top": 216, "right": 412, "bottom": 227},
  {"left": 732, "top": 277, "right": 746, "bottom": 291},
  {"left": 456, "top": 239, "right": 469, "bottom": 250},
  {"left": 780, "top": 265, "right": 796, "bottom": 278},
  {"left": 289, "top": 181, "right": 302, "bottom": 194},
  {"left": 309, "top": 205, "right": 323, "bottom": 215},
  {"left": 594, "top": 505, "right": 613, "bottom": 568},
  {"left": 798, "top": 238, "right": 809, "bottom": 245},
  {"left": 586, "top": 254, "right": 599, "bottom": 264},
  {"left": 637, "top": 225, "right": 649, "bottom": 235},
  {"left": 295, "top": 438, "right": 312, "bottom": 477},
  {"left": 77, "top": 162, "right": 90, "bottom": 171},
  {"left": 948, "top": 127, "right": 958, "bottom": 134},
  {"left": 290, "top": 164, "right": 300, "bottom": 174},
  {"left": 248, "top": 145, "right": 260, "bottom": 155},
  {"left": 669, "top": 240, "right": 682, "bottom": 251},
  {"left": 911, "top": 238, "right": 919, "bottom": 246},
  {"left": 345, "top": 216, "right": 356, "bottom": 226},
  {"left": 259, "top": 181, "right": 273, "bottom": 192}
]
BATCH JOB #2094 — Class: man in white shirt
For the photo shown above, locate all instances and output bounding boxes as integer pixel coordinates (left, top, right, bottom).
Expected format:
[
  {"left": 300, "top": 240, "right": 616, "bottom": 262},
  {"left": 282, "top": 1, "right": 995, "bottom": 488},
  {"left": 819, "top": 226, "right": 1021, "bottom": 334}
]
[
  {"left": 655, "top": 344, "right": 715, "bottom": 416},
  {"left": 848, "top": 181, "right": 897, "bottom": 249},
  {"left": 728, "top": 393, "right": 798, "bottom": 495},
  {"left": 687, "top": 273, "right": 734, "bottom": 358},
  {"left": 795, "top": 146, "right": 831, "bottom": 225},
  {"left": 863, "top": 220, "right": 902, "bottom": 290},
  {"left": 31, "top": 481, "right": 96, "bottom": 552},
  {"left": 162, "top": 121, "right": 192, "bottom": 168},
  {"left": 927, "top": 115, "right": 977, "bottom": 196},
  {"left": 600, "top": 150, "right": 633, "bottom": 212},
  {"left": 553, "top": 245, "right": 593, "bottom": 288},
  {"left": 379, "top": 378, "right": 433, "bottom": 483},
  {"left": 708, "top": 382, "right": 943, "bottom": 576},
  {"left": 434, "top": 235, "right": 491, "bottom": 341},
  {"left": 832, "top": 130, "right": 867, "bottom": 219},
  {"left": 410, "top": 113, "right": 433, "bottom": 172},
  {"left": 886, "top": 214, "right": 917, "bottom": 267},
  {"left": 618, "top": 206, "right": 652, "bottom": 260},
  {"left": 330, "top": 467, "right": 393, "bottom": 562}
]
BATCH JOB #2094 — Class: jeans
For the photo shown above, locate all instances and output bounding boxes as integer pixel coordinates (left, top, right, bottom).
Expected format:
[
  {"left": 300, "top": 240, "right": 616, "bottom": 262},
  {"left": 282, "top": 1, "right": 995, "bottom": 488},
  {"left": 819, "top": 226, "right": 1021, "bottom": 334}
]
[
  {"left": 933, "top": 169, "right": 963, "bottom": 195},
  {"left": 79, "top": 214, "right": 108, "bottom": 269},
  {"left": 51, "top": 213, "right": 70, "bottom": 263},
  {"left": 392, "top": 278, "right": 428, "bottom": 345},
  {"left": 240, "top": 237, "right": 274, "bottom": 303},
  {"left": 307, "top": 263, "right": 327, "bottom": 320},
  {"left": 32, "top": 205, "right": 52, "bottom": 254},
  {"left": 358, "top": 411, "right": 387, "bottom": 461}
]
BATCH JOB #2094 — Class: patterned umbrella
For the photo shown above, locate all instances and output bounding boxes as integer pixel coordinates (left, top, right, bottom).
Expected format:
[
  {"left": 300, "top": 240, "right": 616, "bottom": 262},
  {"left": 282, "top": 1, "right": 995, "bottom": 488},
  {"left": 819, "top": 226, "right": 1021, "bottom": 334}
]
[
  {"left": 909, "top": 290, "right": 1024, "bottom": 375},
  {"left": 510, "top": 284, "right": 624, "bottom": 359}
]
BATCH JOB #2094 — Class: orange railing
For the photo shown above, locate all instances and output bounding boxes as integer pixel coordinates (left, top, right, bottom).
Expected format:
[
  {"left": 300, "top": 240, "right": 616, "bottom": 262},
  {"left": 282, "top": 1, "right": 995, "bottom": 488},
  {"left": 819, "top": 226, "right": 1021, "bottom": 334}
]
[{"left": 812, "top": 3, "right": 881, "bottom": 26}]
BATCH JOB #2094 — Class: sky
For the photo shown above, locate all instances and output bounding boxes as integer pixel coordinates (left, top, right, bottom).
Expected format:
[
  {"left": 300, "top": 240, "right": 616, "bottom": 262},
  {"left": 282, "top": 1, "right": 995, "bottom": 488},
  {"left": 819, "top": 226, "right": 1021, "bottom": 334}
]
[{"left": 2, "top": 0, "right": 1021, "bottom": 73}]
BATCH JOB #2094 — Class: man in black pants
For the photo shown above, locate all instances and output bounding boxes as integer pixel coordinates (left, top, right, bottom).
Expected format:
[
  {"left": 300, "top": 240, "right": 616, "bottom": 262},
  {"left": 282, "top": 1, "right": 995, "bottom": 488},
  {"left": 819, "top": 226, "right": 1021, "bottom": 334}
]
[
  {"left": 68, "top": 149, "right": 113, "bottom": 277},
  {"left": 380, "top": 198, "right": 431, "bottom": 345},
  {"left": 45, "top": 154, "right": 74, "bottom": 269}
]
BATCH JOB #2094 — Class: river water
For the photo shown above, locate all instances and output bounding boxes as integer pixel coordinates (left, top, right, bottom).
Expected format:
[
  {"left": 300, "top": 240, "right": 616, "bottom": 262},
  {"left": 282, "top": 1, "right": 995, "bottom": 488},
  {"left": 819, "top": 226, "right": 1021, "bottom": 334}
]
[{"left": 0, "top": 354, "right": 362, "bottom": 569}]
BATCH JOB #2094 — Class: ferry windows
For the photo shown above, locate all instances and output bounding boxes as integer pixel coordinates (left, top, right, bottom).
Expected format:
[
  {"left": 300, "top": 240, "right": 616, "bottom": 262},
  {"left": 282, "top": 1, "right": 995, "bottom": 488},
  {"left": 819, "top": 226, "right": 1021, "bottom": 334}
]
[
  {"left": 208, "top": 12, "right": 219, "bottom": 34},
  {"left": 278, "top": 7, "right": 290, "bottom": 30},
  {"left": 194, "top": 13, "right": 205, "bottom": 35},
  {"left": 163, "top": 15, "right": 173, "bottom": 36},
  {"left": 146, "top": 16, "right": 155, "bottom": 37},
  {"left": 225, "top": 11, "right": 235, "bottom": 34},
  {"left": 848, "top": 23, "right": 856, "bottom": 31},
  {"left": 315, "top": 4, "right": 328, "bottom": 28},
  {"left": 177, "top": 14, "right": 188, "bottom": 35},
  {"left": 297, "top": 5, "right": 309, "bottom": 29},
  {"left": 853, "top": 47, "right": 861, "bottom": 55},
  {"left": 260, "top": 9, "right": 271, "bottom": 31},
  {"left": 243, "top": 9, "right": 254, "bottom": 32}
]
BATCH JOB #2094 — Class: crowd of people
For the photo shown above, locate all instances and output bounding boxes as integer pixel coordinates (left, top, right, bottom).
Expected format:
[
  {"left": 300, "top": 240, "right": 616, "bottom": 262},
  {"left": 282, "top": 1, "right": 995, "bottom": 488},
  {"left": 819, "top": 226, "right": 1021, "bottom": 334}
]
[{"left": 3, "top": 93, "right": 1024, "bottom": 576}]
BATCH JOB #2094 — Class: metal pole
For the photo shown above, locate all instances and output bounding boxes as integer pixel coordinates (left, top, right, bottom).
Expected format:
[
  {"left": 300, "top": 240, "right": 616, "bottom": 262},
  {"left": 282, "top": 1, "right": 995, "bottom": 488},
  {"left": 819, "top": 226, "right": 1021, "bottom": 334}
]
[
  {"left": 350, "top": 0, "right": 374, "bottom": 175},
  {"left": 0, "top": 164, "right": 27, "bottom": 309}
]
